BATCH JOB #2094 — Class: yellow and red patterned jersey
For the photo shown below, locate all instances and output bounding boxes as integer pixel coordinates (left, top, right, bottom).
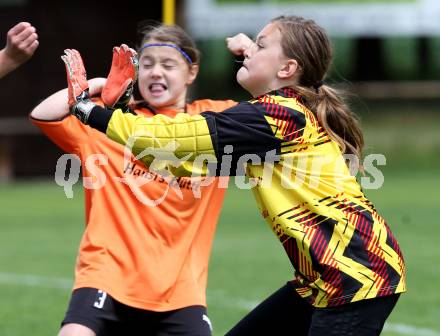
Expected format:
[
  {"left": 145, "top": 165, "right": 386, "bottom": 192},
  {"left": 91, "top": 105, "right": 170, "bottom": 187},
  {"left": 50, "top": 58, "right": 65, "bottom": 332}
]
[{"left": 93, "top": 89, "right": 406, "bottom": 308}]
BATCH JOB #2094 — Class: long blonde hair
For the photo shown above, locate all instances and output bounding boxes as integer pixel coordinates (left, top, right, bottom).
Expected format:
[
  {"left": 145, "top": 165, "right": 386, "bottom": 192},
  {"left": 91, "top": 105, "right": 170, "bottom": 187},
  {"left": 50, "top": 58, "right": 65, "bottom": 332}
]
[{"left": 272, "top": 16, "right": 364, "bottom": 162}]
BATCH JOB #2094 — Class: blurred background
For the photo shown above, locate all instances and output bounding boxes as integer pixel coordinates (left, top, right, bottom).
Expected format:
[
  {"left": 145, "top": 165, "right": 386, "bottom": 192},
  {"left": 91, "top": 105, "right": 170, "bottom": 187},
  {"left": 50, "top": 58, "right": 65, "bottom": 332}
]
[{"left": 0, "top": 0, "right": 439, "bottom": 335}]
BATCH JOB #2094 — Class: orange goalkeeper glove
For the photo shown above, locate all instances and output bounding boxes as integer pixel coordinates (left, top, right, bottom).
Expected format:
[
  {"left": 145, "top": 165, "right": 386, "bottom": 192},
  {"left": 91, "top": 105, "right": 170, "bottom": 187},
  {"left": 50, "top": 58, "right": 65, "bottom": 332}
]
[
  {"left": 61, "top": 49, "right": 95, "bottom": 124},
  {"left": 101, "top": 44, "right": 138, "bottom": 111}
]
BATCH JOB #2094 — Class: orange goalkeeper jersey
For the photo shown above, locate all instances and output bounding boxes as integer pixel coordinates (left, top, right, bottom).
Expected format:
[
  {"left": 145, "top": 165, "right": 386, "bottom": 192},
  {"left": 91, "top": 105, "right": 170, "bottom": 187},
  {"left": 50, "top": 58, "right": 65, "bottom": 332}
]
[{"left": 30, "top": 99, "right": 236, "bottom": 311}]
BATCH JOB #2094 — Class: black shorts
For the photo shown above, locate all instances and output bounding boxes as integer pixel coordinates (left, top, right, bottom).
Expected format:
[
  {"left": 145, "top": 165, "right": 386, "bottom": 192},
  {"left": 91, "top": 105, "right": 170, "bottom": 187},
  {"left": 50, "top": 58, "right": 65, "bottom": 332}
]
[
  {"left": 61, "top": 287, "right": 212, "bottom": 336},
  {"left": 226, "top": 282, "right": 400, "bottom": 336}
]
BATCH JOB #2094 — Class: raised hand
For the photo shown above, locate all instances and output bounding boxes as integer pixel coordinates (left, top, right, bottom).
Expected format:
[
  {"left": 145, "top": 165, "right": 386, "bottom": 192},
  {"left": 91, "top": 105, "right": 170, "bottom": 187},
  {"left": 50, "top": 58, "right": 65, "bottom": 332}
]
[
  {"left": 226, "top": 33, "right": 254, "bottom": 56},
  {"left": 61, "top": 49, "right": 89, "bottom": 107},
  {"left": 61, "top": 49, "right": 95, "bottom": 123},
  {"left": 102, "top": 44, "right": 138, "bottom": 110},
  {"left": 0, "top": 22, "right": 39, "bottom": 78}
]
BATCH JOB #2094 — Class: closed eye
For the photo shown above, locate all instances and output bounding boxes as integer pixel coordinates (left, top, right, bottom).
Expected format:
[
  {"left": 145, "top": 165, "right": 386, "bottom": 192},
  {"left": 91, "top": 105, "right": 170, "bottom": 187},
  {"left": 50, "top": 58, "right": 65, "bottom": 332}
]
[
  {"left": 162, "top": 62, "right": 177, "bottom": 70},
  {"left": 254, "top": 35, "right": 266, "bottom": 50}
]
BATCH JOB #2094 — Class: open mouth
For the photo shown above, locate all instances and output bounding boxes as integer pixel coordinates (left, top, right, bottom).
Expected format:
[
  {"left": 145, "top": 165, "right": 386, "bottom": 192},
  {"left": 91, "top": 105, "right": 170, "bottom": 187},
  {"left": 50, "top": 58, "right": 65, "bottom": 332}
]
[{"left": 148, "top": 83, "right": 168, "bottom": 96}]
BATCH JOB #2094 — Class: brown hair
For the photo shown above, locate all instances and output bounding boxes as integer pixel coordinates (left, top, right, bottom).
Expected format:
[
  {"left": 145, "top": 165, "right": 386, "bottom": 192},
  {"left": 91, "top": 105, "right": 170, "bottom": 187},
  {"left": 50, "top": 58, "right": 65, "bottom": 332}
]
[
  {"left": 272, "top": 16, "right": 364, "bottom": 163},
  {"left": 137, "top": 21, "right": 201, "bottom": 66}
]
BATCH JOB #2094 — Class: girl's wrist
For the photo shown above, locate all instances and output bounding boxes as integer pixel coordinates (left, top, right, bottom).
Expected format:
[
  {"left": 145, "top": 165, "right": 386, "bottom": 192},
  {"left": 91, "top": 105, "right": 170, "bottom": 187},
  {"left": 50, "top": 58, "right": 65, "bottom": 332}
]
[
  {"left": 88, "top": 77, "right": 107, "bottom": 96},
  {"left": 0, "top": 49, "right": 21, "bottom": 76}
]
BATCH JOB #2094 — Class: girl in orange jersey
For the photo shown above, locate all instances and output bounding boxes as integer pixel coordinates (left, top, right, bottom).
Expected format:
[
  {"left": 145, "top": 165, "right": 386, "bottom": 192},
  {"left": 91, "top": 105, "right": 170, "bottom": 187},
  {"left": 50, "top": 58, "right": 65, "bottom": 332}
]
[
  {"left": 68, "top": 16, "right": 406, "bottom": 336},
  {"left": 30, "top": 23, "right": 235, "bottom": 336}
]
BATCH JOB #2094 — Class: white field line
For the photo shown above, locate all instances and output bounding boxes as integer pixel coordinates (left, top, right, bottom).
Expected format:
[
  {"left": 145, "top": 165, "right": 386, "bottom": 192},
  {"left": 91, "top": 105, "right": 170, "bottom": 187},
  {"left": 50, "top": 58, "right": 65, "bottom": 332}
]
[
  {"left": 1, "top": 272, "right": 439, "bottom": 336},
  {"left": 383, "top": 324, "right": 440, "bottom": 336},
  {"left": 0, "top": 272, "right": 72, "bottom": 289},
  {"left": 208, "top": 289, "right": 440, "bottom": 336},
  {"left": 208, "top": 289, "right": 260, "bottom": 310}
]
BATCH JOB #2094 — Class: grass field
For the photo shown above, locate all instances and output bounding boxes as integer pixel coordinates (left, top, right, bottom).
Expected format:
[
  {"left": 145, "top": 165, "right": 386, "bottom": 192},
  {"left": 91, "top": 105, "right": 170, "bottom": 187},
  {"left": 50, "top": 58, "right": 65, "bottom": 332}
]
[
  {"left": 1, "top": 111, "right": 439, "bottom": 335},
  {"left": 0, "top": 171, "right": 439, "bottom": 335}
]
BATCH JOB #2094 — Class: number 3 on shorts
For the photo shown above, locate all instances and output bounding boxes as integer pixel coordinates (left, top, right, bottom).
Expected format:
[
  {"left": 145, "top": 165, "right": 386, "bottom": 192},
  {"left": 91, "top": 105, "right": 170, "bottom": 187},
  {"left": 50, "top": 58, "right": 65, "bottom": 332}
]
[{"left": 93, "top": 289, "right": 107, "bottom": 309}]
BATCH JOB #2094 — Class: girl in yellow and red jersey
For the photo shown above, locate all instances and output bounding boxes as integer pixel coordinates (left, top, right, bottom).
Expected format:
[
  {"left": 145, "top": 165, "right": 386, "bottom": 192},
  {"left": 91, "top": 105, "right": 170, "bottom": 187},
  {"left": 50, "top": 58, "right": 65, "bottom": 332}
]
[
  {"left": 30, "top": 23, "right": 235, "bottom": 336},
  {"left": 66, "top": 16, "right": 406, "bottom": 336}
]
